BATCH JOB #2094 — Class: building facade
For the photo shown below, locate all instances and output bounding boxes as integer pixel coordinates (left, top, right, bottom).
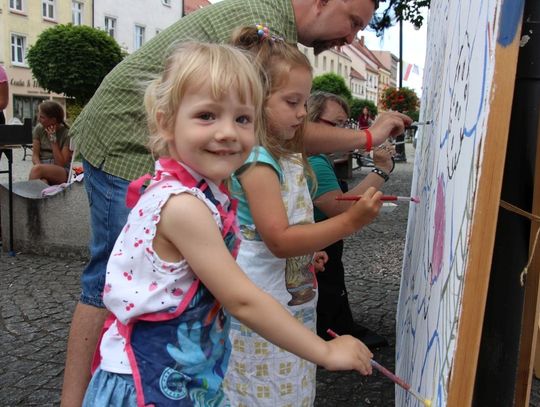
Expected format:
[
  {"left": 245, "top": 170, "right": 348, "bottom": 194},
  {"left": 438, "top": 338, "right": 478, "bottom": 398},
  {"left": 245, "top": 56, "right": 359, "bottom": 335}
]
[
  {"left": 371, "top": 49, "right": 399, "bottom": 88},
  {"left": 350, "top": 68, "right": 366, "bottom": 100},
  {"left": 300, "top": 46, "right": 352, "bottom": 88},
  {"left": 1, "top": 0, "right": 93, "bottom": 123},
  {"left": 93, "top": 0, "right": 182, "bottom": 54},
  {"left": 1, "top": 0, "right": 183, "bottom": 124}
]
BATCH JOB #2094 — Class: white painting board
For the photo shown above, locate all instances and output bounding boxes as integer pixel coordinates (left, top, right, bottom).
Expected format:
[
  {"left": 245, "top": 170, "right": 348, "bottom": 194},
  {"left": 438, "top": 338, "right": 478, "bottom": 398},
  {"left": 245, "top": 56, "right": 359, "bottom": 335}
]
[{"left": 396, "top": 0, "right": 524, "bottom": 405}]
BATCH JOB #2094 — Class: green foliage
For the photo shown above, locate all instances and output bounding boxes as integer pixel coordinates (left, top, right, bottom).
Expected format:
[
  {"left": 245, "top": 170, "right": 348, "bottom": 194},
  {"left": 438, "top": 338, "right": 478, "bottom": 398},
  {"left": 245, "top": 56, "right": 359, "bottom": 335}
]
[
  {"left": 350, "top": 98, "right": 378, "bottom": 120},
  {"left": 27, "top": 24, "right": 123, "bottom": 104},
  {"left": 312, "top": 73, "right": 352, "bottom": 103},
  {"left": 380, "top": 86, "right": 419, "bottom": 118},
  {"left": 371, "top": 0, "right": 431, "bottom": 34},
  {"left": 65, "top": 99, "right": 84, "bottom": 124}
]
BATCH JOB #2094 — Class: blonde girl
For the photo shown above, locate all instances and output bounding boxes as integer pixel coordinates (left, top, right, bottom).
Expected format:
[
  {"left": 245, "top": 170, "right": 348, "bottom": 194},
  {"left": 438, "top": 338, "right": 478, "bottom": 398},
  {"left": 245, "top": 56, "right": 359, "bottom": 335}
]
[
  {"left": 223, "top": 26, "right": 382, "bottom": 406},
  {"left": 82, "top": 42, "right": 373, "bottom": 407}
]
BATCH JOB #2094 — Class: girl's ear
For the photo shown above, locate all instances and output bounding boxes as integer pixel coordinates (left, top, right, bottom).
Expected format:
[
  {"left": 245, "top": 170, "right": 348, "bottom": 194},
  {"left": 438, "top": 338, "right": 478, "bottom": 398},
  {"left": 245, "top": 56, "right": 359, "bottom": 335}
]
[{"left": 156, "top": 111, "right": 174, "bottom": 141}]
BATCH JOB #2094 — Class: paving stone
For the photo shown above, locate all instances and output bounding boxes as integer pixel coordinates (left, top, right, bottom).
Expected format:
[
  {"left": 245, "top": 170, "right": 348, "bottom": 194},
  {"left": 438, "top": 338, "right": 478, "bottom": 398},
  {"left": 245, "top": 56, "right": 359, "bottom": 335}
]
[{"left": 2, "top": 144, "right": 540, "bottom": 406}]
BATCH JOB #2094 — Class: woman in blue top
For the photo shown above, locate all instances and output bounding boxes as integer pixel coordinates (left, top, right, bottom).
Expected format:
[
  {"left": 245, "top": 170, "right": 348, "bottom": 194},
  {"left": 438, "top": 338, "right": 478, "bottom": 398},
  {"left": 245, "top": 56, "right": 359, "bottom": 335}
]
[{"left": 307, "top": 91, "right": 394, "bottom": 346}]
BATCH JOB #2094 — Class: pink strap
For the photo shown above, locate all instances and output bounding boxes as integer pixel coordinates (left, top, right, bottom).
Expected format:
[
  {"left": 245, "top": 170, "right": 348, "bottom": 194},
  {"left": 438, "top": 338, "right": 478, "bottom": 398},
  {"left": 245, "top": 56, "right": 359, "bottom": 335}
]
[
  {"left": 126, "top": 173, "right": 152, "bottom": 208},
  {"left": 90, "top": 314, "right": 117, "bottom": 374}
]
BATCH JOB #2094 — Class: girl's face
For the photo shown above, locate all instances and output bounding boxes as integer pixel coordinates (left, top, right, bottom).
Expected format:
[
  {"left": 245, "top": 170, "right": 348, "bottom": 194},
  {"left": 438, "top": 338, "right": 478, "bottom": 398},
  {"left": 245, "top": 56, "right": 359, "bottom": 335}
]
[
  {"left": 161, "top": 84, "right": 257, "bottom": 184},
  {"left": 38, "top": 110, "right": 56, "bottom": 128},
  {"left": 265, "top": 66, "right": 312, "bottom": 141}
]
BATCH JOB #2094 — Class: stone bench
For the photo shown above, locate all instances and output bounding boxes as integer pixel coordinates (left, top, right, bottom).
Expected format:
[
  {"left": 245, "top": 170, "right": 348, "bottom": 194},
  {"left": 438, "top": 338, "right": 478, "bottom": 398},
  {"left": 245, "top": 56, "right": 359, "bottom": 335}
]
[{"left": 0, "top": 179, "right": 90, "bottom": 258}]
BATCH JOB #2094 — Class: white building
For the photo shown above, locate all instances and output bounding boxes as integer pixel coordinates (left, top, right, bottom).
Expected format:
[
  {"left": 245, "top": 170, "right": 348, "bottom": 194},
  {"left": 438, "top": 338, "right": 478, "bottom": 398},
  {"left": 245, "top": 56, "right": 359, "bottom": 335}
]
[
  {"left": 349, "top": 68, "right": 366, "bottom": 100},
  {"left": 299, "top": 46, "right": 352, "bottom": 86},
  {"left": 93, "top": 0, "right": 183, "bottom": 54},
  {"left": 343, "top": 39, "right": 380, "bottom": 105}
]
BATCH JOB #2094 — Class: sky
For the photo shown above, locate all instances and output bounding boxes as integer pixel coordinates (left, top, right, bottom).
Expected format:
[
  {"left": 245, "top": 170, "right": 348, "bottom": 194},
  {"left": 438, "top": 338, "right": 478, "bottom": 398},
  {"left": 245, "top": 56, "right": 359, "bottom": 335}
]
[
  {"left": 362, "top": 14, "right": 428, "bottom": 96},
  {"left": 208, "top": 0, "right": 429, "bottom": 95}
]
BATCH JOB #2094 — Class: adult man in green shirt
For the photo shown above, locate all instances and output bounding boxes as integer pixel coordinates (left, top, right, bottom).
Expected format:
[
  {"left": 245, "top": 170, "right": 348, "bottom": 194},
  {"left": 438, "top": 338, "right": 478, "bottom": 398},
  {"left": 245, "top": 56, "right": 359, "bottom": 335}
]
[{"left": 62, "top": 0, "right": 411, "bottom": 405}]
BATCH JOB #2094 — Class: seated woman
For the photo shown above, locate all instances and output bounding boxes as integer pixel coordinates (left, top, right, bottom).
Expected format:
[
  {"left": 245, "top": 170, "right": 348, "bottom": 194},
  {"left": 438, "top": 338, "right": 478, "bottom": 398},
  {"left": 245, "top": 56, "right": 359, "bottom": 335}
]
[
  {"left": 307, "top": 91, "right": 394, "bottom": 347},
  {"left": 29, "top": 101, "right": 71, "bottom": 185}
]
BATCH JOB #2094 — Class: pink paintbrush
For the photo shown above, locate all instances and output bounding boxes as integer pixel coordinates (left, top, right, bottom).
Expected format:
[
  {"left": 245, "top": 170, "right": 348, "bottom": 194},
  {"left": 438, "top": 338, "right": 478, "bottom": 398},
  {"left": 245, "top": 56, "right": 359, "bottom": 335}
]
[
  {"left": 335, "top": 195, "right": 420, "bottom": 203},
  {"left": 326, "top": 329, "right": 431, "bottom": 406}
]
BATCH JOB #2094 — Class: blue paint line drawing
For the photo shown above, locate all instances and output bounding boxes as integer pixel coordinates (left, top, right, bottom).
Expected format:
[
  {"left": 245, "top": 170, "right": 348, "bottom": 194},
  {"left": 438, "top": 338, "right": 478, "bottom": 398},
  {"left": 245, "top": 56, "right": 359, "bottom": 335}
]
[{"left": 497, "top": 0, "right": 525, "bottom": 46}]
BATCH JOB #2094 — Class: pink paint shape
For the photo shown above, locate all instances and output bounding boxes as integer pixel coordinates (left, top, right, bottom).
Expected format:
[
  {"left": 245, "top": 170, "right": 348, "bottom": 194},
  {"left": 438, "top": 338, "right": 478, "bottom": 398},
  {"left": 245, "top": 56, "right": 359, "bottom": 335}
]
[{"left": 431, "top": 175, "right": 446, "bottom": 284}]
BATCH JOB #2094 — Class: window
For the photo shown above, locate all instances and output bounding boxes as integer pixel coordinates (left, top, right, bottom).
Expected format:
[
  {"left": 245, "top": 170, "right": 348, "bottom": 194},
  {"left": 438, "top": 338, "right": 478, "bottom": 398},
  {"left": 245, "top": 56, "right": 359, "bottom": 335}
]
[
  {"left": 314, "top": 55, "right": 319, "bottom": 68},
  {"left": 72, "top": 1, "right": 83, "bottom": 25},
  {"left": 9, "top": 0, "right": 23, "bottom": 12},
  {"left": 11, "top": 33, "right": 27, "bottom": 65},
  {"left": 42, "top": 0, "right": 55, "bottom": 20},
  {"left": 13, "top": 96, "right": 47, "bottom": 127},
  {"left": 323, "top": 56, "right": 327, "bottom": 70},
  {"left": 330, "top": 60, "right": 334, "bottom": 72},
  {"left": 134, "top": 25, "right": 145, "bottom": 50},
  {"left": 105, "top": 17, "right": 117, "bottom": 38}
]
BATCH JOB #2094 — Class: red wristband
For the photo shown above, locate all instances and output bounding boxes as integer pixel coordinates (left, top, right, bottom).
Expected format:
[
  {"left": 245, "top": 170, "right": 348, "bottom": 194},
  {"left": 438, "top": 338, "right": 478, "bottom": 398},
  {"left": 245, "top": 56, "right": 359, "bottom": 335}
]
[{"left": 364, "top": 129, "right": 373, "bottom": 153}]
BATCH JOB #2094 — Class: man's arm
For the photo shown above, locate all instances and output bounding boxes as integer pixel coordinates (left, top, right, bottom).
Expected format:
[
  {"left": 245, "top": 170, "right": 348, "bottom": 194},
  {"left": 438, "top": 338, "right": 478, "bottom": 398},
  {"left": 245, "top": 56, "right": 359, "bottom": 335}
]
[{"left": 304, "top": 111, "right": 412, "bottom": 155}]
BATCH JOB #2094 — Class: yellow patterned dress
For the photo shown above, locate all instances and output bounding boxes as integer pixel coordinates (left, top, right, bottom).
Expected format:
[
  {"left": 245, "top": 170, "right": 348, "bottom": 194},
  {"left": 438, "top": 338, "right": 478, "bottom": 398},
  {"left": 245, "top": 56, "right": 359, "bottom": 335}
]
[{"left": 224, "top": 150, "right": 318, "bottom": 406}]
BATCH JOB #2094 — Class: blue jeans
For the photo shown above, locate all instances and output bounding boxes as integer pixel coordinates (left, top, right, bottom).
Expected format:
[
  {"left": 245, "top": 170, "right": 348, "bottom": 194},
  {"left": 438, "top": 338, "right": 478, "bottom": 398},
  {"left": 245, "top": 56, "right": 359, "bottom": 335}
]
[{"left": 80, "top": 159, "right": 131, "bottom": 307}]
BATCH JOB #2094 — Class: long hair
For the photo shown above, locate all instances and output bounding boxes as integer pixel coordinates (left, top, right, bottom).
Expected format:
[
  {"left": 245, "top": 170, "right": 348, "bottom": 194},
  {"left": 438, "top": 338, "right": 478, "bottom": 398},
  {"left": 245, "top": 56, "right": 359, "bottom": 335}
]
[
  {"left": 38, "top": 100, "right": 69, "bottom": 128},
  {"left": 144, "top": 41, "right": 265, "bottom": 158},
  {"left": 231, "top": 26, "right": 315, "bottom": 183}
]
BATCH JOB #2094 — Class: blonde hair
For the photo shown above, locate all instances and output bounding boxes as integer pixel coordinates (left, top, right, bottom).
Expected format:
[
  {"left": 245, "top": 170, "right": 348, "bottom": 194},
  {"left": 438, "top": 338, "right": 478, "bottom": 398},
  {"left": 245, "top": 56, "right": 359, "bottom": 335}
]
[
  {"left": 144, "top": 41, "right": 265, "bottom": 158},
  {"left": 230, "top": 26, "right": 314, "bottom": 182}
]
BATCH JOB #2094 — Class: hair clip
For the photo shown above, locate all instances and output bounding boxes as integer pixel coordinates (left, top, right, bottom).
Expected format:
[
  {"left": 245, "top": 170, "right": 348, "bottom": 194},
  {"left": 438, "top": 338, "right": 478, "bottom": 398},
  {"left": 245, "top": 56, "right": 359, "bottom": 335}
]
[
  {"left": 256, "top": 24, "right": 270, "bottom": 41},
  {"left": 255, "top": 24, "right": 284, "bottom": 43}
]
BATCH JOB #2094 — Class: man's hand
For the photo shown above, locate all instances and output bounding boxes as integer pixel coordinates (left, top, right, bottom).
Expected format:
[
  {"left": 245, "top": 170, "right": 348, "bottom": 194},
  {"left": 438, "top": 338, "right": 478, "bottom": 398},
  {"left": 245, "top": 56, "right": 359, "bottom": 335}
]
[{"left": 368, "top": 112, "right": 412, "bottom": 146}]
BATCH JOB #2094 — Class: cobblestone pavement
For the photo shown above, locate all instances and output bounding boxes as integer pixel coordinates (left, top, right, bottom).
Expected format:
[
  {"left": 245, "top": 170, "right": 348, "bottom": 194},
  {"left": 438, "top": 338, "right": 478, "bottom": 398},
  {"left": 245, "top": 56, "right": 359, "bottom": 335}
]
[{"left": 2, "top": 144, "right": 540, "bottom": 406}]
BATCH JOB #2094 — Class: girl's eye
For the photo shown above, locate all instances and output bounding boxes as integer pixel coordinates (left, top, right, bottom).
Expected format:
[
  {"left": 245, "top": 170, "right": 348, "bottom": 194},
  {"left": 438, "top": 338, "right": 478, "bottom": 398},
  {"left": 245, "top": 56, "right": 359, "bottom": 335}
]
[
  {"left": 287, "top": 100, "right": 299, "bottom": 106},
  {"left": 198, "top": 112, "right": 215, "bottom": 120},
  {"left": 236, "top": 115, "right": 252, "bottom": 125}
]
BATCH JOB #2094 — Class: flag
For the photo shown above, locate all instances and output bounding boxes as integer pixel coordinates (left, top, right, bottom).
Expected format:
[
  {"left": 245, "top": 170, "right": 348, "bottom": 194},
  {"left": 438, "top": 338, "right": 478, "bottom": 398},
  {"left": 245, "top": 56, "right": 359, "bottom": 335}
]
[
  {"left": 403, "top": 63, "right": 420, "bottom": 81},
  {"left": 403, "top": 63, "right": 413, "bottom": 81}
]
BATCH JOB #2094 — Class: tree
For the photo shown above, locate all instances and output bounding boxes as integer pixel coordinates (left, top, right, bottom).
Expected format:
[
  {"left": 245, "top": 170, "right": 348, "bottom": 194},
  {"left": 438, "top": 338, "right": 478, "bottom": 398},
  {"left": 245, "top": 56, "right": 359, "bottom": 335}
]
[
  {"left": 350, "top": 98, "right": 377, "bottom": 120},
  {"left": 371, "top": 0, "right": 431, "bottom": 34},
  {"left": 27, "top": 24, "right": 124, "bottom": 105},
  {"left": 311, "top": 73, "right": 352, "bottom": 102},
  {"left": 380, "top": 86, "right": 419, "bottom": 119}
]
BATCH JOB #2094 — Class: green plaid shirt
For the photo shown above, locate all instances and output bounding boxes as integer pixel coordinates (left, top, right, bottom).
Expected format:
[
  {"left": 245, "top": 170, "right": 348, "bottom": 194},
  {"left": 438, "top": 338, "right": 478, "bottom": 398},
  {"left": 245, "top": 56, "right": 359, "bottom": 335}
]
[{"left": 71, "top": 0, "right": 297, "bottom": 181}]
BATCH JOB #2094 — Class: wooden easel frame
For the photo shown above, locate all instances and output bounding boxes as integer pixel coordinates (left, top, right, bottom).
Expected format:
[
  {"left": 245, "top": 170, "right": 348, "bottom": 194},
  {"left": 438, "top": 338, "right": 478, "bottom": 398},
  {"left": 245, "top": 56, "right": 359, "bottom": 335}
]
[{"left": 514, "top": 110, "right": 540, "bottom": 405}]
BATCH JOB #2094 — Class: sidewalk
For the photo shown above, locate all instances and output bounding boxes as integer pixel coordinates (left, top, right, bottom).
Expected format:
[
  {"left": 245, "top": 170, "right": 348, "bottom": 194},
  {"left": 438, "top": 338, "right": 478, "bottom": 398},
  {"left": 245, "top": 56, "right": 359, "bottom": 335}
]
[
  {"left": 1, "top": 144, "right": 540, "bottom": 405},
  {"left": 0, "top": 146, "right": 35, "bottom": 184}
]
